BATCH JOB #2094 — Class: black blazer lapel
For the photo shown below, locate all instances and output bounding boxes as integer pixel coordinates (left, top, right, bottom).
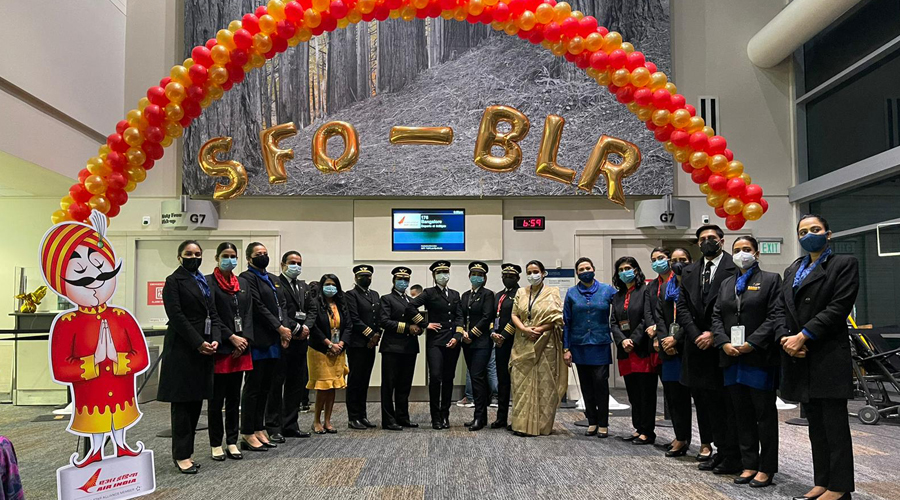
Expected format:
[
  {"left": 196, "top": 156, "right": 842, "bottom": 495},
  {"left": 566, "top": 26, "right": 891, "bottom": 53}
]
[
  {"left": 794, "top": 258, "right": 828, "bottom": 295},
  {"left": 279, "top": 274, "right": 301, "bottom": 308},
  {"left": 175, "top": 266, "right": 207, "bottom": 310},
  {"left": 704, "top": 252, "right": 735, "bottom": 308}
]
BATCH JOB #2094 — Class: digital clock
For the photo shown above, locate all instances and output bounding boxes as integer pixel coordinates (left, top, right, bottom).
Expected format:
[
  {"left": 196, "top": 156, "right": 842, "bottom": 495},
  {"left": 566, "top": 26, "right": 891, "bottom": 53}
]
[{"left": 513, "top": 216, "right": 546, "bottom": 231}]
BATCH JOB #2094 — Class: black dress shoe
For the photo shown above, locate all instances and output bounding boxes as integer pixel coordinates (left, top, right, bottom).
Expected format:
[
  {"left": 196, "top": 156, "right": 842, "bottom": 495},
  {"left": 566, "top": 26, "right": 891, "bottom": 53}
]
[
  {"left": 633, "top": 435, "right": 656, "bottom": 446},
  {"left": 441, "top": 418, "right": 450, "bottom": 429},
  {"left": 283, "top": 430, "right": 311, "bottom": 438},
  {"left": 261, "top": 441, "right": 277, "bottom": 449},
  {"left": 696, "top": 451, "right": 714, "bottom": 462},
  {"left": 698, "top": 454, "right": 720, "bottom": 471},
  {"left": 269, "top": 433, "right": 286, "bottom": 444},
  {"left": 399, "top": 421, "right": 419, "bottom": 428},
  {"left": 432, "top": 421, "right": 443, "bottom": 430},
  {"left": 383, "top": 423, "right": 403, "bottom": 431},
  {"left": 225, "top": 448, "right": 243, "bottom": 460},
  {"left": 173, "top": 459, "right": 198, "bottom": 474},
  {"left": 733, "top": 475, "right": 754, "bottom": 485},
  {"left": 597, "top": 430, "right": 609, "bottom": 438},
  {"left": 791, "top": 495, "right": 822, "bottom": 500},
  {"left": 240, "top": 440, "right": 268, "bottom": 452},
  {"left": 468, "top": 421, "right": 486, "bottom": 431},
  {"left": 210, "top": 450, "right": 226, "bottom": 462},
  {"left": 713, "top": 461, "right": 742, "bottom": 475},
  {"left": 360, "top": 418, "right": 376, "bottom": 428},
  {"left": 490, "top": 420, "right": 507, "bottom": 429},
  {"left": 348, "top": 420, "right": 367, "bottom": 430},
  {"left": 749, "top": 476, "right": 774, "bottom": 488},
  {"left": 464, "top": 419, "right": 475, "bottom": 427},
  {"left": 621, "top": 434, "right": 639, "bottom": 442},
  {"left": 665, "top": 446, "right": 689, "bottom": 458},
  {"left": 584, "top": 426, "right": 598, "bottom": 436}
]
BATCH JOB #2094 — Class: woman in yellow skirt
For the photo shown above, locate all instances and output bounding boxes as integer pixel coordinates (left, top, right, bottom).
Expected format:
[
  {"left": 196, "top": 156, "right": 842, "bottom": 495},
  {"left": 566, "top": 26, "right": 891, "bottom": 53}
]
[
  {"left": 509, "top": 260, "right": 567, "bottom": 437},
  {"left": 307, "top": 274, "right": 351, "bottom": 434}
]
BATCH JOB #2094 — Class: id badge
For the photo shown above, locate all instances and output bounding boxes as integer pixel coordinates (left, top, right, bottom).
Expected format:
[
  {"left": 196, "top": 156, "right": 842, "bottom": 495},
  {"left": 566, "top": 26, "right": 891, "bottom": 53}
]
[
  {"left": 295, "top": 311, "right": 307, "bottom": 322},
  {"left": 204, "top": 317, "right": 212, "bottom": 338},
  {"left": 669, "top": 323, "right": 682, "bottom": 338},
  {"left": 731, "top": 325, "right": 746, "bottom": 346},
  {"left": 234, "top": 315, "right": 243, "bottom": 333},
  {"left": 619, "top": 319, "right": 631, "bottom": 332},
  {"left": 331, "top": 328, "right": 341, "bottom": 344}
]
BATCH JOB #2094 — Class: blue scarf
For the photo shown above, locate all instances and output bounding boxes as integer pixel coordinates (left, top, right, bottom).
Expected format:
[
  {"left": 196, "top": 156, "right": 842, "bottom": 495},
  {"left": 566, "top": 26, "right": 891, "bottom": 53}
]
[
  {"left": 735, "top": 264, "right": 758, "bottom": 296},
  {"left": 793, "top": 248, "right": 833, "bottom": 289},
  {"left": 192, "top": 271, "right": 210, "bottom": 298},
  {"left": 664, "top": 276, "right": 680, "bottom": 302},
  {"left": 249, "top": 266, "right": 276, "bottom": 291},
  {"left": 576, "top": 280, "right": 600, "bottom": 299}
]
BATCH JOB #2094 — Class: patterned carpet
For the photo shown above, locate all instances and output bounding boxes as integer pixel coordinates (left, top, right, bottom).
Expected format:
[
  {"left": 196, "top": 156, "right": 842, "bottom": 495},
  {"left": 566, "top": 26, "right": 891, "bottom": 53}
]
[{"left": 3, "top": 390, "right": 899, "bottom": 499}]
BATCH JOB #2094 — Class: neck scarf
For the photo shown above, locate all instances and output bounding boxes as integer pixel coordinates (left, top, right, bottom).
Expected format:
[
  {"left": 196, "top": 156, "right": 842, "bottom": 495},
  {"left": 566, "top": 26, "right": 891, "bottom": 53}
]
[
  {"left": 576, "top": 279, "right": 600, "bottom": 299},
  {"left": 214, "top": 267, "right": 240, "bottom": 295},
  {"left": 664, "top": 274, "right": 680, "bottom": 302},
  {"left": 793, "top": 247, "right": 833, "bottom": 289},
  {"left": 735, "top": 264, "right": 758, "bottom": 296},
  {"left": 192, "top": 270, "right": 210, "bottom": 298},
  {"left": 249, "top": 266, "right": 276, "bottom": 291}
]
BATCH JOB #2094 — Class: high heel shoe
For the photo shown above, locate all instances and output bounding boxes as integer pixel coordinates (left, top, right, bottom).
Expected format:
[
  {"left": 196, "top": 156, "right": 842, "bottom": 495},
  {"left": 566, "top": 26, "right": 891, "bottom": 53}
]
[
  {"left": 733, "top": 475, "right": 755, "bottom": 485},
  {"left": 584, "top": 426, "right": 598, "bottom": 436},
  {"left": 210, "top": 447, "right": 226, "bottom": 462},
  {"left": 665, "top": 446, "right": 689, "bottom": 457},
  {"left": 749, "top": 475, "right": 774, "bottom": 488},
  {"left": 312, "top": 425, "right": 326, "bottom": 435},
  {"left": 240, "top": 439, "right": 267, "bottom": 452},
  {"left": 225, "top": 446, "right": 243, "bottom": 460},
  {"left": 260, "top": 441, "right": 277, "bottom": 448},
  {"left": 325, "top": 426, "right": 338, "bottom": 434},
  {"left": 173, "top": 459, "right": 198, "bottom": 474}
]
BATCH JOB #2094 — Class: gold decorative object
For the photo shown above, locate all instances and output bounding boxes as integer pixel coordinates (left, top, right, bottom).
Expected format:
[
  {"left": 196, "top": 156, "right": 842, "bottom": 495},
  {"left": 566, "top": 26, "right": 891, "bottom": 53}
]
[{"left": 16, "top": 285, "right": 48, "bottom": 313}]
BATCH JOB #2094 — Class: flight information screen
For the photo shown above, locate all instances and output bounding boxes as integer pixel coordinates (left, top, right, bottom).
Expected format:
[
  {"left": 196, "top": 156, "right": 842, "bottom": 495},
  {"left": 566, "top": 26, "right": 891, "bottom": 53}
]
[{"left": 392, "top": 209, "right": 465, "bottom": 251}]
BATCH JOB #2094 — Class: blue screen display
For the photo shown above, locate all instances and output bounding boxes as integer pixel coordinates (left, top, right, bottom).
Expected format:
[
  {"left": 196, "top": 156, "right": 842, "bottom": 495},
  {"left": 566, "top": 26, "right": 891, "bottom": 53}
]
[{"left": 392, "top": 209, "right": 465, "bottom": 251}]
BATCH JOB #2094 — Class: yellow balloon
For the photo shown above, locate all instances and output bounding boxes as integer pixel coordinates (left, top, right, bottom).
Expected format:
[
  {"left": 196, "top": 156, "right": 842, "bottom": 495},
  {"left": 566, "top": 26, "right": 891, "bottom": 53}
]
[
  {"left": 87, "top": 157, "right": 110, "bottom": 176},
  {"left": 671, "top": 109, "right": 691, "bottom": 129},
  {"left": 304, "top": 8, "right": 322, "bottom": 28},
  {"left": 636, "top": 107, "right": 652, "bottom": 122},
  {"left": 170, "top": 65, "right": 192, "bottom": 86},
  {"left": 124, "top": 180, "right": 137, "bottom": 192},
  {"left": 611, "top": 68, "right": 630, "bottom": 87},
  {"left": 164, "top": 121, "right": 184, "bottom": 139},
  {"left": 630, "top": 67, "right": 650, "bottom": 87},
  {"left": 702, "top": 126, "right": 715, "bottom": 137},
  {"left": 312, "top": 0, "right": 329, "bottom": 11},
  {"left": 665, "top": 82, "right": 677, "bottom": 95},
  {"left": 165, "top": 102, "right": 184, "bottom": 121},
  {"left": 518, "top": 11, "right": 537, "bottom": 31},
  {"left": 708, "top": 154, "right": 728, "bottom": 173},
  {"left": 595, "top": 71, "right": 611, "bottom": 86},
  {"left": 60, "top": 195, "right": 75, "bottom": 211},
  {"left": 467, "top": 0, "right": 484, "bottom": 15},
  {"left": 648, "top": 72, "right": 667, "bottom": 90},
  {"left": 699, "top": 182, "right": 711, "bottom": 195},
  {"left": 211, "top": 44, "right": 231, "bottom": 65},
  {"left": 689, "top": 151, "right": 709, "bottom": 169},
  {"left": 673, "top": 148, "right": 690, "bottom": 163},
  {"left": 686, "top": 116, "right": 705, "bottom": 133},
  {"left": 337, "top": 17, "right": 350, "bottom": 28},
  {"left": 603, "top": 31, "right": 622, "bottom": 51},
  {"left": 706, "top": 191, "right": 727, "bottom": 208},
  {"left": 126, "top": 147, "right": 146, "bottom": 166},
  {"left": 651, "top": 109, "right": 670, "bottom": 127},
  {"left": 125, "top": 164, "right": 147, "bottom": 183},
  {"left": 209, "top": 65, "right": 230, "bottom": 85},
  {"left": 124, "top": 127, "right": 144, "bottom": 147},
  {"left": 51, "top": 209, "right": 69, "bottom": 224},
  {"left": 358, "top": 0, "right": 375, "bottom": 13},
  {"left": 535, "top": 3, "right": 554, "bottom": 24},
  {"left": 165, "top": 82, "right": 186, "bottom": 103},
  {"left": 137, "top": 98, "right": 151, "bottom": 111},
  {"left": 743, "top": 202, "right": 764, "bottom": 221},
  {"left": 267, "top": 0, "right": 286, "bottom": 20},
  {"left": 553, "top": 2, "right": 572, "bottom": 22},
  {"left": 259, "top": 14, "right": 277, "bottom": 34},
  {"left": 88, "top": 195, "right": 111, "bottom": 214},
  {"left": 585, "top": 32, "right": 603, "bottom": 52},
  {"left": 252, "top": 33, "right": 273, "bottom": 53},
  {"left": 160, "top": 136, "right": 174, "bottom": 148},
  {"left": 621, "top": 42, "right": 634, "bottom": 53},
  {"left": 740, "top": 173, "right": 752, "bottom": 185},
  {"left": 228, "top": 20, "right": 243, "bottom": 32},
  {"left": 723, "top": 197, "right": 744, "bottom": 215},
  {"left": 725, "top": 160, "right": 744, "bottom": 178},
  {"left": 84, "top": 175, "right": 107, "bottom": 195}
]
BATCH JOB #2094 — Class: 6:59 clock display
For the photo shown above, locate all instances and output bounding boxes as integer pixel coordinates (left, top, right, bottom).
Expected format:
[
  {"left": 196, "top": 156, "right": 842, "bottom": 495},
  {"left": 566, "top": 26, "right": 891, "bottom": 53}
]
[{"left": 513, "top": 216, "right": 546, "bottom": 231}]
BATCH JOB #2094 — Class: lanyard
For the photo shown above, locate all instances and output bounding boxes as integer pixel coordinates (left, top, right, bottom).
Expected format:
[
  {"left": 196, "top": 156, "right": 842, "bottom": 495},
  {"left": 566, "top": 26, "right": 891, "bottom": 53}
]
[
  {"left": 497, "top": 292, "right": 507, "bottom": 316},
  {"left": 623, "top": 287, "right": 633, "bottom": 311},
  {"left": 527, "top": 285, "right": 542, "bottom": 320}
]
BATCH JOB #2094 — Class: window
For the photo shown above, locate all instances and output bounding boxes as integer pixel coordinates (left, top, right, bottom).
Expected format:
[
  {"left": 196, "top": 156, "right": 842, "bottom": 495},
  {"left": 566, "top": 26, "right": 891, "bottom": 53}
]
[
  {"left": 831, "top": 231, "right": 900, "bottom": 328},
  {"left": 808, "top": 174, "right": 900, "bottom": 233}
]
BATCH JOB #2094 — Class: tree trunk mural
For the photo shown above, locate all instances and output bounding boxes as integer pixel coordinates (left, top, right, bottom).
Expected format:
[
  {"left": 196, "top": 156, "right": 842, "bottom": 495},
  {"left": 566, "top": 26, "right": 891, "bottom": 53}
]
[
  {"left": 327, "top": 27, "right": 360, "bottom": 113},
  {"left": 377, "top": 18, "right": 427, "bottom": 93}
]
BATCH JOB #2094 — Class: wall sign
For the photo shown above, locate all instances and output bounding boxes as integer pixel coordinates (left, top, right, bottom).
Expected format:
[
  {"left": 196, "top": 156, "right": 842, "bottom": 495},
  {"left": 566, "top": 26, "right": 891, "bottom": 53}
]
[{"left": 146, "top": 282, "right": 165, "bottom": 306}]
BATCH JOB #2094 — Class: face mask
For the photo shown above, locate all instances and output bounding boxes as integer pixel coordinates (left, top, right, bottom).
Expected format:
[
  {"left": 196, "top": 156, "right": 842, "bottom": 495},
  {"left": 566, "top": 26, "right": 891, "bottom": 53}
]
[
  {"left": 732, "top": 251, "right": 757, "bottom": 270},
  {"left": 284, "top": 263, "right": 301, "bottom": 279},
  {"left": 651, "top": 259, "right": 670, "bottom": 274},
  {"left": 470, "top": 275, "right": 485, "bottom": 287},
  {"left": 526, "top": 272, "right": 543, "bottom": 286},
  {"left": 356, "top": 276, "right": 372, "bottom": 289},
  {"left": 322, "top": 285, "right": 338, "bottom": 297},
  {"left": 700, "top": 238, "right": 721, "bottom": 258},
  {"left": 502, "top": 276, "right": 519, "bottom": 289},
  {"left": 434, "top": 273, "right": 450, "bottom": 286},
  {"left": 577, "top": 271, "right": 595, "bottom": 283},
  {"left": 800, "top": 232, "right": 828, "bottom": 253},
  {"left": 395, "top": 280, "right": 409, "bottom": 293},
  {"left": 219, "top": 257, "right": 237, "bottom": 272},
  {"left": 251, "top": 254, "right": 269, "bottom": 269},
  {"left": 618, "top": 269, "right": 636, "bottom": 284},
  {"left": 671, "top": 262, "right": 686, "bottom": 276},
  {"left": 181, "top": 257, "right": 202, "bottom": 273}
]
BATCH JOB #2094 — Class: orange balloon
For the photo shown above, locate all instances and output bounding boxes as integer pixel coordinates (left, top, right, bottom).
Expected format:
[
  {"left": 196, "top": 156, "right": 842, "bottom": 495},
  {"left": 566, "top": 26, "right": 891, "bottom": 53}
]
[
  {"left": 89, "top": 194, "right": 111, "bottom": 214},
  {"left": 126, "top": 147, "right": 146, "bottom": 166},
  {"left": 125, "top": 164, "right": 147, "bottom": 183},
  {"left": 51, "top": 209, "right": 69, "bottom": 224},
  {"left": 725, "top": 160, "right": 744, "bottom": 178},
  {"left": 708, "top": 154, "right": 728, "bottom": 173},
  {"left": 689, "top": 151, "right": 709, "bottom": 169},
  {"left": 743, "top": 202, "right": 764, "bottom": 221},
  {"left": 706, "top": 190, "right": 727, "bottom": 208},
  {"left": 723, "top": 197, "right": 744, "bottom": 215},
  {"left": 124, "top": 127, "right": 144, "bottom": 147},
  {"left": 699, "top": 182, "right": 711, "bottom": 195},
  {"left": 84, "top": 174, "right": 107, "bottom": 195}
]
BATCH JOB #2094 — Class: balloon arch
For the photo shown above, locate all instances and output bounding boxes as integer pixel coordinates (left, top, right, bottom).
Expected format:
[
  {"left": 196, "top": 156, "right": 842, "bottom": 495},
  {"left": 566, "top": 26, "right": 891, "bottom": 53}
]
[{"left": 54, "top": 0, "right": 768, "bottom": 229}]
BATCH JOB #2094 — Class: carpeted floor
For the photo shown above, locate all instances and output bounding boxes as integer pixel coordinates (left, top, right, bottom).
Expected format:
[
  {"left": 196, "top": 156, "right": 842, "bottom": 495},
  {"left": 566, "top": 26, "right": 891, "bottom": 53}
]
[{"left": 3, "top": 390, "right": 899, "bottom": 499}]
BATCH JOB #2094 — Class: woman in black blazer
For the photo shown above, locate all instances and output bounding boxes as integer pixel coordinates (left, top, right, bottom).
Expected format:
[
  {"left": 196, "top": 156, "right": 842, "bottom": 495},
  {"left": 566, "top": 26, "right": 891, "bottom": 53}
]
[
  {"left": 711, "top": 236, "right": 786, "bottom": 488},
  {"left": 158, "top": 240, "right": 222, "bottom": 474},
  {"left": 779, "top": 215, "right": 859, "bottom": 500},
  {"left": 610, "top": 256, "right": 659, "bottom": 445},
  {"left": 654, "top": 248, "right": 702, "bottom": 458},
  {"left": 307, "top": 274, "right": 352, "bottom": 434},
  {"left": 205, "top": 242, "right": 253, "bottom": 462}
]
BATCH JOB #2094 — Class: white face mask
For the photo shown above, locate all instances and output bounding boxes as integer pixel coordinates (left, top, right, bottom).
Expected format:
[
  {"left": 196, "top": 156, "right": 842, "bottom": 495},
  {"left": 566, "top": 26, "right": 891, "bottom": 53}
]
[
  {"left": 732, "top": 251, "right": 757, "bottom": 270},
  {"left": 434, "top": 273, "right": 450, "bottom": 286},
  {"left": 526, "top": 272, "right": 543, "bottom": 286}
]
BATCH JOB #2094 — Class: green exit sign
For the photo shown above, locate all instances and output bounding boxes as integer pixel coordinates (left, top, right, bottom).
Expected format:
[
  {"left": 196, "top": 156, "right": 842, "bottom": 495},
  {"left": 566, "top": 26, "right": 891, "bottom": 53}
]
[{"left": 760, "top": 241, "right": 781, "bottom": 254}]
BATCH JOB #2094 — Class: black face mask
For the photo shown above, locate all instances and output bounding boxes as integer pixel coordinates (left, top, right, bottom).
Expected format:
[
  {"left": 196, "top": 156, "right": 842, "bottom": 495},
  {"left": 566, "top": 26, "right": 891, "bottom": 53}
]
[
  {"left": 251, "top": 254, "right": 269, "bottom": 269},
  {"left": 181, "top": 257, "right": 202, "bottom": 273},
  {"left": 671, "top": 262, "right": 685, "bottom": 276},
  {"left": 502, "top": 276, "right": 519, "bottom": 289},
  {"left": 357, "top": 276, "right": 372, "bottom": 289},
  {"left": 700, "top": 239, "right": 721, "bottom": 258}
]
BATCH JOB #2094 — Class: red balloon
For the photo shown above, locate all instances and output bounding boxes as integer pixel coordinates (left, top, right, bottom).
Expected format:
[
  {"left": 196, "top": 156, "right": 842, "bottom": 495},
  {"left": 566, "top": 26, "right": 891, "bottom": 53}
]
[
  {"left": 230, "top": 48, "right": 249, "bottom": 67},
  {"left": 205, "top": 39, "right": 217, "bottom": 50},
  {"left": 284, "top": 1, "right": 304, "bottom": 22},
  {"left": 644, "top": 61, "right": 657, "bottom": 73},
  {"left": 681, "top": 162, "right": 693, "bottom": 173},
  {"left": 760, "top": 198, "right": 769, "bottom": 213},
  {"left": 670, "top": 130, "right": 690, "bottom": 148},
  {"left": 645, "top": 120, "right": 658, "bottom": 132},
  {"left": 508, "top": 0, "right": 526, "bottom": 16},
  {"left": 597, "top": 25, "right": 609, "bottom": 37},
  {"left": 144, "top": 126, "right": 164, "bottom": 143},
  {"left": 625, "top": 51, "right": 645, "bottom": 71},
  {"left": 564, "top": 51, "right": 578, "bottom": 63},
  {"left": 106, "top": 151, "right": 125, "bottom": 170},
  {"left": 608, "top": 49, "right": 627, "bottom": 69},
  {"left": 68, "top": 202, "right": 91, "bottom": 222},
  {"left": 106, "top": 204, "right": 121, "bottom": 218},
  {"left": 329, "top": 1, "right": 348, "bottom": 18},
  {"left": 723, "top": 148, "right": 734, "bottom": 161},
  {"left": 144, "top": 142, "right": 164, "bottom": 160},
  {"left": 653, "top": 124, "right": 673, "bottom": 142},
  {"left": 115, "top": 120, "right": 129, "bottom": 135},
  {"left": 726, "top": 177, "right": 746, "bottom": 197},
  {"left": 561, "top": 17, "right": 579, "bottom": 39},
  {"left": 589, "top": 50, "right": 609, "bottom": 71},
  {"left": 143, "top": 104, "right": 164, "bottom": 126},
  {"left": 707, "top": 174, "right": 727, "bottom": 192},
  {"left": 242, "top": 14, "right": 260, "bottom": 34},
  {"left": 77, "top": 168, "right": 91, "bottom": 183},
  {"left": 578, "top": 16, "right": 598, "bottom": 37},
  {"left": 691, "top": 167, "right": 711, "bottom": 184},
  {"left": 107, "top": 133, "right": 128, "bottom": 153},
  {"left": 492, "top": 3, "right": 511, "bottom": 22},
  {"left": 688, "top": 131, "right": 709, "bottom": 152},
  {"left": 255, "top": 6, "right": 268, "bottom": 17},
  {"left": 741, "top": 184, "right": 763, "bottom": 203},
  {"left": 669, "top": 94, "right": 686, "bottom": 112},
  {"left": 106, "top": 188, "right": 128, "bottom": 207},
  {"left": 147, "top": 86, "right": 168, "bottom": 106},
  {"left": 320, "top": 14, "right": 337, "bottom": 32},
  {"left": 527, "top": 26, "right": 545, "bottom": 44},
  {"left": 575, "top": 53, "right": 590, "bottom": 69},
  {"left": 180, "top": 115, "right": 194, "bottom": 127},
  {"left": 685, "top": 104, "right": 696, "bottom": 116},
  {"left": 652, "top": 89, "right": 671, "bottom": 109},
  {"left": 142, "top": 159, "right": 155, "bottom": 170},
  {"left": 107, "top": 172, "right": 127, "bottom": 190},
  {"left": 276, "top": 20, "right": 296, "bottom": 40},
  {"left": 159, "top": 77, "right": 172, "bottom": 88},
  {"left": 715, "top": 206, "right": 728, "bottom": 219},
  {"left": 725, "top": 214, "right": 746, "bottom": 230},
  {"left": 69, "top": 184, "right": 92, "bottom": 203},
  {"left": 707, "top": 135, "right": 727, "bottom": 154},
  {"left": 615, "top": 86, "right": 634, "bottom": 103},
  {"left": 191, "top": 46, "right": 213, "bottom": 67},
  {"left": 186, "top": 64, "right": 207, "bottom": 86}
]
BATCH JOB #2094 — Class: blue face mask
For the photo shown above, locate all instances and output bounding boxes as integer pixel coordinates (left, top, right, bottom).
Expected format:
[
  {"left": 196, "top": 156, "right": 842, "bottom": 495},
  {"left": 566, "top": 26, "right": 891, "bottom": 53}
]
[
  {"left": 219, "top": 257, "right": 237, "bottom": 272},
  {"left": 395, "top": 280, "right": 409, "bottom": 293},
  {"left": 322, "top": 285, "right": 338, "bottom": 297},
  {"left": 578, "top": 271, "right": 595, "bottom": 283},
  {"left": 800, "top": 232, "right": 828, "bottom": 253},
  {"left": 470, "top": 275, "right": 485, "bottom": 287},
  {"left": 618, "top": 269, "right": 636, "bottom": 284},
  {"left": 284, "top": 263, "right": 301, "bottom": 279},
  {"left": 651, "top": 259, "right": 670, "bottom": 274}
]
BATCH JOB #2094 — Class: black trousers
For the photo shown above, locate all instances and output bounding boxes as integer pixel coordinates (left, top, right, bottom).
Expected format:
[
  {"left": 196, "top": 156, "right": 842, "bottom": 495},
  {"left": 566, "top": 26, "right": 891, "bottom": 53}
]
[
  {"left": 265, "top": 339, "right": 309, "bottom": 434},
  {"left": 494, "top": 340, "right": 513, "bottom": 423},
  {"left": 663, "top": 380, "right": 693, "bottom": 442},
  {"left": 692, "top": 386, "right": 739, "bottom": 461},
  {"left": 728, "top": 384, "right": 778, "bottom": 473},
  {"left": 241, "top": 357, "right": 277, "bottom": 434},
  {"left": 171, "top": 400, "right": 203, "bottom": 460},
  {"left": 689, "top": 386, "right": 715, "bottom": 445},
  {"left": 426, "top": 344, "right": 461, "bottom": 422},
  {"left": 804, "top": 398, "right": 854, "bottom": 492},
  {"left": 209, "top": 371, "right": 243, "bottom": 446},
  {"left": 346, "top": 346, "right": 377, "bottom": 421},
  {"left": 463, "top": 346, "right": 492, "bottom": 423},
  {"left": 624, "top": 372, "right": 658, "bottom": 437},
  {"left": 576, "top": 364, "right": 610, "bottom": 427},
  {"left": 381, "top": 352, "right": 417, "bottom": 426}
]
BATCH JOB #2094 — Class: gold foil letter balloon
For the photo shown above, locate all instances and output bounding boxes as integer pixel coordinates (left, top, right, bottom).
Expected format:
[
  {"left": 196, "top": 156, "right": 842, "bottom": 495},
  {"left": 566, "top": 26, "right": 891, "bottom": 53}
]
[
  {"left": 312, "top": 121, "right": 360, "bottom": 173},
  {"left": 578, "top": 135, "right": 642, "bottom": 206},
  {"left": 198, "top": 137, "right": 248, "bottom": 200},
  {"left": 473, "top": 105, "right": 530, "bottom": 173},
  {"left": 534, "top": 115, "right": 576, "bottom": 185},
  {"left": 259, "top": 122, "right": 298, "bottom": 184}
]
